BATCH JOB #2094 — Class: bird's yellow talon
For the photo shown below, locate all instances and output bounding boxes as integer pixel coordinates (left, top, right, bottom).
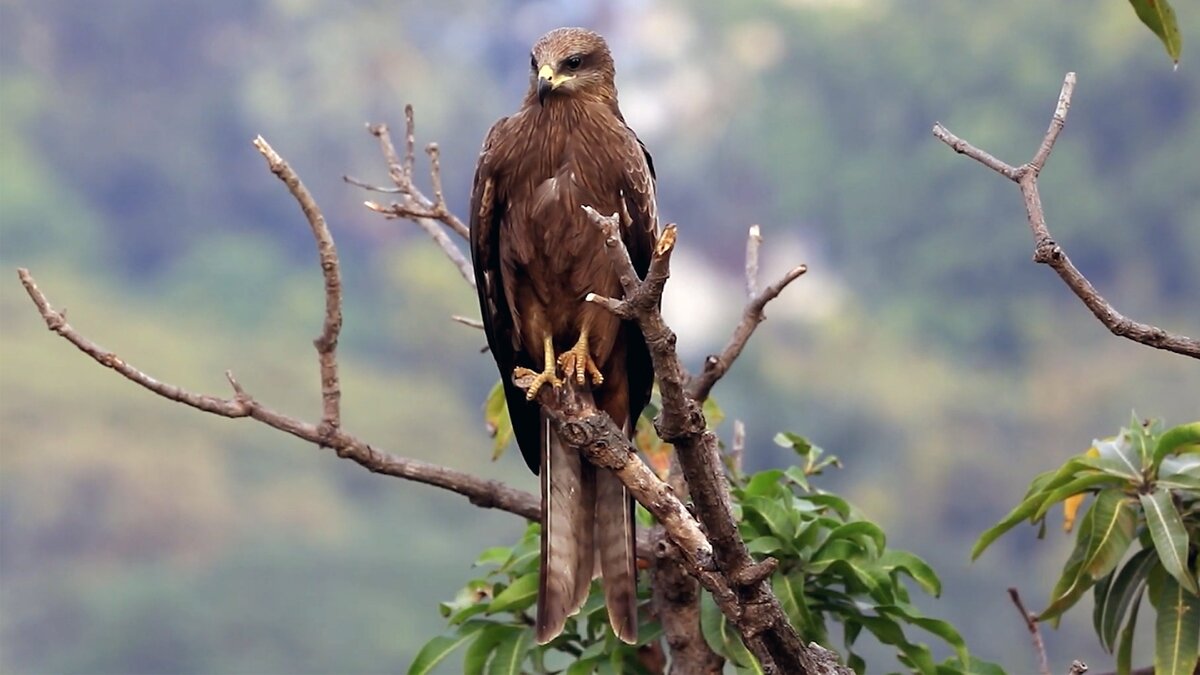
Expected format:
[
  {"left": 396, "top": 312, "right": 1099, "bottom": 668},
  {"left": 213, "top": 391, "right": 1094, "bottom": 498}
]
[
  {"left": 558, "top": 331, "right": 604, "bottom": 387},
  {"left": 514, "top": 366, "right": 562, "bottom": 400},
  {"left": 516, "top": 333, "right": 563, "bottom": 399}
]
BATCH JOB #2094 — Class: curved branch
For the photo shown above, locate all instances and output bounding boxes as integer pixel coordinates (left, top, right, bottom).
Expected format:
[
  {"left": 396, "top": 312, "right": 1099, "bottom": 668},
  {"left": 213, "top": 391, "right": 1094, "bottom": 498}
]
[
  {"left": 690, "top": 225, "right": 807, "bottom": 402},
  {"left": 933, "top": 72, "right": 1200, "bottom": 359},
  {"left": 254, "top": 136, "right": 343, "bottom": 434},
  {"left": 16, "top": 267, "right": 539, "bottom": 521}
]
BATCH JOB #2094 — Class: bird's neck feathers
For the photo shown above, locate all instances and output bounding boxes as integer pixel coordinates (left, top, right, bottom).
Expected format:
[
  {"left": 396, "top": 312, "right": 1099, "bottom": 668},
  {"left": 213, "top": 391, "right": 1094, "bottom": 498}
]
[{"left": 523, "top": 89, "right": 622, "bottom": 125}]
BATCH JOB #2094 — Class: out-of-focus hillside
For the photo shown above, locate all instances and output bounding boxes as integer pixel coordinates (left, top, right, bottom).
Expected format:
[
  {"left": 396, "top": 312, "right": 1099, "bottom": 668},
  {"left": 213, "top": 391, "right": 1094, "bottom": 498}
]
[{"left": 1, "top": 0, "right": 1197, "bottom": 672}]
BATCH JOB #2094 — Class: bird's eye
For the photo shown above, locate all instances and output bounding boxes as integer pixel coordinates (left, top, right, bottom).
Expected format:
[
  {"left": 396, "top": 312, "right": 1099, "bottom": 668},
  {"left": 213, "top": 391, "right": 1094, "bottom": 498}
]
[
  {"left": 530, "top": 53, "right": 537, "bottom": 70},
  {"left": 564, "top": 55, "right": 583, "bottom": 71}
]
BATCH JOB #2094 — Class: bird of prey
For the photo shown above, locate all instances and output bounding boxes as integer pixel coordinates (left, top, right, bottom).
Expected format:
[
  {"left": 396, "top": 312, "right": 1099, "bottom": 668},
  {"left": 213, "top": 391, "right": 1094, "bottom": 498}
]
[{"left": 469, "top": 27, "right": 657, "bottom": 645}]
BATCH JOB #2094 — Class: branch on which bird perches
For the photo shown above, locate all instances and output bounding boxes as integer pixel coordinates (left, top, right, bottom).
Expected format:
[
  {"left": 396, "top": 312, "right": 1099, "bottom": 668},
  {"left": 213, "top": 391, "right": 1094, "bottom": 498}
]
[{"left": 581, "top": 207, "right": 841, "bottom": 675}]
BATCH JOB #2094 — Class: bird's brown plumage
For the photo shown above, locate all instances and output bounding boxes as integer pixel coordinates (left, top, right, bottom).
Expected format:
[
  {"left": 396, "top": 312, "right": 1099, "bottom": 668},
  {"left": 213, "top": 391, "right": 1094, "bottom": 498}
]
[{"left": 469, "top": 27, "right": 657, "bottom": 645}]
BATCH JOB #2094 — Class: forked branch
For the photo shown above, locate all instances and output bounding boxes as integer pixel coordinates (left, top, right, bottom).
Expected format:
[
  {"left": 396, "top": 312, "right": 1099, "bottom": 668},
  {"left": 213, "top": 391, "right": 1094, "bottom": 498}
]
[
  {"left": 345, "top": 106, "right": 475, "bottom": 288},
  {"left": 933, "top": 72, "right": 1199, "bottom": 359},
  {"left": 583, "top": 208, "right": 839, "bottom": 675}
]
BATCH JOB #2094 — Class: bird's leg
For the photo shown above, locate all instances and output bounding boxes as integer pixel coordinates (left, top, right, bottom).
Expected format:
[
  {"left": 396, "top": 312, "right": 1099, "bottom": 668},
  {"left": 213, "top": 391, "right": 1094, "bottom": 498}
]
[
  {"left": 558, "top": 327, "right": 604, "bottom": 387},
  {"left": 514, "top": 334, "right": 562, "bottom": 400}
]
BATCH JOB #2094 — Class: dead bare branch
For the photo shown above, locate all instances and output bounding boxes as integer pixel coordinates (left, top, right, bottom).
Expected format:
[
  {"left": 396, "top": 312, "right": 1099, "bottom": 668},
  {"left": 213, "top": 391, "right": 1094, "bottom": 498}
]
[
  {"left": 933, "top": 72, "right": 1200, "bottom": 359},
  {"left": 16, "top": 269, "right": 540, "bottom": 521},
  {"left": 521, "top": 378, "right": 715, "bottom": 572},
  {"left": 344, "top": 108, "right": 475, "bottom": 289},
  {"left": 1008, "top": 587, "right": 1051, "bottom": 675},
  {"left": 583, "top": 208, "right": 844, "bottom": 675},
  {"left": 689, "top": 226, "right": 807, "bottom": 402},
  {"left": 254, "top": 136, "right": 343, "bottom": 435}
]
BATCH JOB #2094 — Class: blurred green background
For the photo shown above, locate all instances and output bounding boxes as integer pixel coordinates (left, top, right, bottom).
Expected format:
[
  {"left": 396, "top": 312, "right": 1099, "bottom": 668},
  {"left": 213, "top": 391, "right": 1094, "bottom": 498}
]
[{"left": 1, "top": 0, "right": 1197, "bottom": 672}]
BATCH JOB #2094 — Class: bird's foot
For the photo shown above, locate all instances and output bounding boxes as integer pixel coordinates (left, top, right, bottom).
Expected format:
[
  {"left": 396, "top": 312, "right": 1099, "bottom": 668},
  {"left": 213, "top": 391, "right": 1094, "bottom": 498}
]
[
  {"left": 558, "top": 333, "right": 604, "bottom": 387},
  {"left": 514, "top": 364, "right": 561, "bottom": 400}
]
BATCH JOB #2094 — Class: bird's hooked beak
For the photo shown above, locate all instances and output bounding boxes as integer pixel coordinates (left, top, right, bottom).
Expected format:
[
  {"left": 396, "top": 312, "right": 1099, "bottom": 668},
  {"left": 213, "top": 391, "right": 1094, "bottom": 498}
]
[{"left": 537, "top": 64, "right": 574, "bottom": 106}]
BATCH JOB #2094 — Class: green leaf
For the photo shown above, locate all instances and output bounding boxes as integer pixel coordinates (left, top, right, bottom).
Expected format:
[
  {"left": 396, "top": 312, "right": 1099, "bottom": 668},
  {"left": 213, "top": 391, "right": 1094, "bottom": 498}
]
[
  {"left": 475, "top": 546, "right": 512, "bottom": 567},
  {"left": 747, "top": 536, "right": 785, "bottom": 555},
  {"left": 937, "top": 655, "right": 1007, "bottom": 675},
  {"left": 486, "top": 627, "right": 531, "bottom": 675},
  {"left": 1157, "top": 471, "right": 1200, "bottom": 491},
  {"left": 773, "top": 571, "right": 818, "bottom": 639},
  {"left": 700, "top": 590, "right": 757, "bottom": 669},
  {"left": 408, "top": 626, "right": 484, "bottom": 675},
  {"left": 464, "top": 624, "right": 521, "bottom": 675},
  {"left": 805, "top": 493, "right": 852, "bottom": 519},
  {"left": 743, "top": 495, "right": 799, "bottom": 541},
  {"left": 1096, "top": 547, "right": 1156, "bottom": 652},
  {"left": 879, "top": 549, "right": 942, "bottom": 598},
  {"left": 972, "top": 458, "right": 1091, "bottom": 560},
  {"left": 1040, "top": 489, "right": 1136, "bottom": 621},
  {"left": 743, "top": 469, "right": 786, "bottom": 498},
  {"left": 1128, "top": 0, "right": 1183, "bottom": 64},
  {"left": 1148, "top": 562, "right": 1200, "bottom": 675},
  {"left": 1153, "top": 421, "right": 1200, "bottom": 472},
  {"left": 857, "top": 614, "right": 937, "bottom": 674},
  {"left": 774, "top": 431, "right": 814, "bottom": 456},
  {"left": 565, "top": 656, "right": 602, "bottom": 675},
  {"left": 823, "top": 520, "right": 887, "bottom": 554},
  {"left": 1032, "top": 472, "right": 1127, "bottom": 521},
  {"left": 815, "top": 558, "right": 892, "bottom": 605},
  {"left": 703, "top": 396, "right": 725, "bottom": 430},
  {"left": 484, "top": 380, "right": 513, "bottom": 460},
  {"left": 1116, "top": 592, "right": 1142, "bottom": 675},
  {"left": 782, "top": 466, "right": 810, "bottom": 491},
  {"left": 1088, "top": 436, "right": 1145, "bottom": 482},
  {"left": 488, "top": 572, "right": 540, "bottom": 613},
  {"left": 1160, "top": 453, "right": 1200, "bottom": 479},
  {"left": 1139, "top": 489, "right": 1199, "bottom": 594},
  {"left": 878, "top": 604, "right": 969, "bottom": 665}
]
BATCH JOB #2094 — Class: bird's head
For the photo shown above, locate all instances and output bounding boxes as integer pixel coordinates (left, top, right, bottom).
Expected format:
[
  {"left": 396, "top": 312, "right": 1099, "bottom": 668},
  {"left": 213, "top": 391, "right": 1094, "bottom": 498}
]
[{"left": 528, "top": 27, "right": 616, "bottom": 106}]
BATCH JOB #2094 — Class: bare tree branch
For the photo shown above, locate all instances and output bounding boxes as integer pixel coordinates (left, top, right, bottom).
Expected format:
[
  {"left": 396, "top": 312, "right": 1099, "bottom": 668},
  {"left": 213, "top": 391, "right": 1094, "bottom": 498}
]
[
  {"left": 520, "top": 378, "right": 715, "bottom": 573},
  {"left": 1008, "top": 587, "right": 1051, "bottom": 675},
  {"left": 745, "top": 224, "right": 762, "bottom": 298},
  {"left": 16, "top": 269, "right": 540, "bottom": 521},
  {"left": 652, "top": 540, "right": 726, "bottom": 675},
  {"left": 254, "top": 136, "right": 343, "bottom": 435},
  {"left": 933, "top": 72, "right": 1200, "bottom": 359},
  {"left": 689, "top": 224, "right": 807, "bottom": 402},
  {"left": 584, "top": 208, "right": 844, "bottom": 675},
  {"left": 345, "top": 107, "right": 475, "bottom": 289}
]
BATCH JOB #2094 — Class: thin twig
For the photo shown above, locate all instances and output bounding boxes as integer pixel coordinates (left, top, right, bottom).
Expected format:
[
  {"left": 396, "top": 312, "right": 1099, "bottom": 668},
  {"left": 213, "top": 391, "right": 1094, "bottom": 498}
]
[
  {"left": 745, "top": 225, "right": 762, "bottom": 299},
  {"left": 730, "top": 419, "right": 746, "bottom": 476},
  {"left": 254, "top": 136, "right": 343, "bottom": 435},
  {"left": 1008, "top": 588, "right": 1051, "bottom": 675},
  {"left": 363, "top": 197, "right": 475, "bottom": 288},
  {"left": 341, "top": 174, "right": 404, "bottom": 193},
  {"left": 348, "top": 110, "right": 475, "bottom": 288},
  {"left": 689, "top": 226, "right": 807, "bottom": 402},
  {"left": 933, "top": 72, "right": 1199, "bottom": 359},
  {"left": 451, "top": 314, "right": 485, "bottom": 330}
]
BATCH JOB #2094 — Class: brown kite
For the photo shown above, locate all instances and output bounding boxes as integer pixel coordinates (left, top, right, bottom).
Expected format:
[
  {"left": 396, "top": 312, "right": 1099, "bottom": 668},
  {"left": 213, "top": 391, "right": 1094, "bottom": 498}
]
[{"left": 469, "top": 27, "right": 657, "bottom": 644}]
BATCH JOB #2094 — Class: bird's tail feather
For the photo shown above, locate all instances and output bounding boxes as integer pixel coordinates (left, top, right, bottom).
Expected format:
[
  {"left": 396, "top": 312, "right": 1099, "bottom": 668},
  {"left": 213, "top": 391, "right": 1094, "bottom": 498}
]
[
  {"left": 536, "top": 411, "right": 595, "bottom": 644},
  {"left": 596, "top": 459, "right": 638, "bottom": 643}
]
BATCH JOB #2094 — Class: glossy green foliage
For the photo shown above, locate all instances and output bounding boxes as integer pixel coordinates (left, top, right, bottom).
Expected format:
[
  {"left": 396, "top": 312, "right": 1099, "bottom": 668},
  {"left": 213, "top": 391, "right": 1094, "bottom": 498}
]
[
  {"left": 977, "top": 417, "right": 1200, "bottom": 674},
  {"left": 415, "top": 415, "right": 993, "bottom": 674},
  {"left": 1128, "top": 0, "right": 1183, "bottom": 64}
]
